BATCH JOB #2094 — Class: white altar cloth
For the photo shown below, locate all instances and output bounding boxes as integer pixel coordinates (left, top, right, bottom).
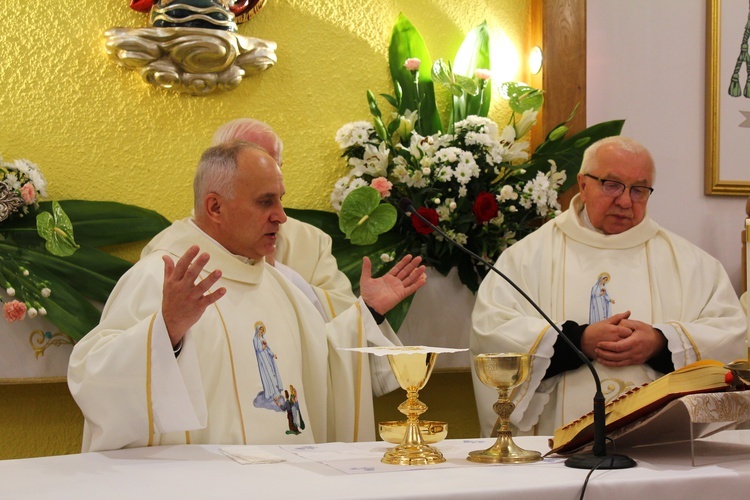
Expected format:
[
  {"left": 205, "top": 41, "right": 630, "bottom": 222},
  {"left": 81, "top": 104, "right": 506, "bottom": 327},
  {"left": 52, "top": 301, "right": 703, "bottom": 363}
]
[{"left": 2, "top": 434, "right": 750, "bottom": 499}]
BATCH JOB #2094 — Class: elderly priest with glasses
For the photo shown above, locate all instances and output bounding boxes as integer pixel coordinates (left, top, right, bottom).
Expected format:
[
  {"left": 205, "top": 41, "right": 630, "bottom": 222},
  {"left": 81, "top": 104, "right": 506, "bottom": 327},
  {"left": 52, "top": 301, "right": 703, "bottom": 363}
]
[{"left": 471, "top": 135, "right": 746, "bottom": 437}]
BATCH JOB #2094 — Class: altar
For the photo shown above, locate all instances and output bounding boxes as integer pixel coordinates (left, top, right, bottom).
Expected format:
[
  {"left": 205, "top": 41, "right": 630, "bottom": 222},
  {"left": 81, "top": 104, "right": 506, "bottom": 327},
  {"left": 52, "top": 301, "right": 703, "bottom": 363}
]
[{"left": 2, "top": 433, "right": 750, "bottom": 499}]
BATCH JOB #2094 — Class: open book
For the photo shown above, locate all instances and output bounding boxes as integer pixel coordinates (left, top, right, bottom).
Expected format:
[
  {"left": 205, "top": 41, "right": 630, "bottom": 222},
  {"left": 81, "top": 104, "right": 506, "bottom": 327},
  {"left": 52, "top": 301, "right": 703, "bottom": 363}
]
[{"left": 548, "top": 360, "right": 734, "bottom": 454}]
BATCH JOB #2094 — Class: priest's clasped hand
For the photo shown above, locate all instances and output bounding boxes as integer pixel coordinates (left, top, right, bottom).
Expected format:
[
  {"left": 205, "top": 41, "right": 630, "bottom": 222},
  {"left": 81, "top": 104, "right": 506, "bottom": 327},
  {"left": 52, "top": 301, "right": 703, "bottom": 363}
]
[{"left": 581, "top": 310, "right": 668, "bottom": 367}]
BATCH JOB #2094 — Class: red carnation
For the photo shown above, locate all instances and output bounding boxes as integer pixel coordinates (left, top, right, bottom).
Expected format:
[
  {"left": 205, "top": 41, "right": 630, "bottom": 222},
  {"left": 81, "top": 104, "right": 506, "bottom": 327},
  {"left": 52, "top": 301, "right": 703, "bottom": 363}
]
[
  {"left": 473, "top": 191, "right": 499, "bottom": 223},
  {"left": 411, "top": 207, "right": 439, "bottom": 235}
]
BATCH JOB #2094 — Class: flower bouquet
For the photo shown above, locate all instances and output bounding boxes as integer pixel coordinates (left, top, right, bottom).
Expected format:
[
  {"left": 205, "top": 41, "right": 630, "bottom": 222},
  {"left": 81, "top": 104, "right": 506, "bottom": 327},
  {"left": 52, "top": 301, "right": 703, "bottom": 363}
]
[
  {"left": 291, "top": 15, "right": 623, "bottom": 329},
  {"left": 0, "top": 152, "right": 171, "bottom": 340}
]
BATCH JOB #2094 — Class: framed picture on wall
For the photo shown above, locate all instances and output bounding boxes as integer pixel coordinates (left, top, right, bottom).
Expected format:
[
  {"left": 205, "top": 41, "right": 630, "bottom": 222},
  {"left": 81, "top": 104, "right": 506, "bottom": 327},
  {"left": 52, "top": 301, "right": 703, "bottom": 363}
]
[{"left": 705, "top": 0, "right": 750, "bottom": 196}]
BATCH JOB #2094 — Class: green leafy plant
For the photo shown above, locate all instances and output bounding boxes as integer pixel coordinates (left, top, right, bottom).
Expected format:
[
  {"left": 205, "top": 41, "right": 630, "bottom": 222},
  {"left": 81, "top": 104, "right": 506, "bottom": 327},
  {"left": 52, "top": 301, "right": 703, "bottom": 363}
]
[
  {"left": 298, "top": 15, "right": 623, "bottom": 331},
  {"left": 0, "top": 153, "right": 171, "bottom": 340}
]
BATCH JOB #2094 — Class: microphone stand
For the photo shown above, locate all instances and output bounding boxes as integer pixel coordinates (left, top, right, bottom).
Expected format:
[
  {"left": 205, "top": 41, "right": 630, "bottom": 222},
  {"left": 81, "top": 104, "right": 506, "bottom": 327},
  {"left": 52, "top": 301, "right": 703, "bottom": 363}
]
[{"left": 400, "top": 199, "right": 636, "bottom": 469}]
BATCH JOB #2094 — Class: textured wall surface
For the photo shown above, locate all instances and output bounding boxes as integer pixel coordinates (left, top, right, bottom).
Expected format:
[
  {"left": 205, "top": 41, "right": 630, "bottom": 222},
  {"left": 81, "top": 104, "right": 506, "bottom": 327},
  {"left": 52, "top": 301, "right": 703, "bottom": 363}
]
[{"left": 0, "top": 0, "right": 529, "bottom": 459}]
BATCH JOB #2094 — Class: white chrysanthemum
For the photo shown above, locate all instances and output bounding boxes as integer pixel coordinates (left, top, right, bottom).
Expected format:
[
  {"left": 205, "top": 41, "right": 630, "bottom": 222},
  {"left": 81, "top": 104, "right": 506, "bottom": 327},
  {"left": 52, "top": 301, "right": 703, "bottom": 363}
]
[
  {"left": 520, "top": 170, "right": 562, "bottom": 217},
  {"left": 335, "top": 121, "right": 375, "bottom": 149},
  {"left": 330, "top": 176, "right": 352, "bottom": 211},
  {"left": 3, "top": 158, "right": 46, "bottom": 197},
  {"left": 464, "top": 131, "right": 496, "bottom": 149},
  {"left": 458, "top": 186, "right": 468, "bottom": 198},
  {"left": 453, "top": 155, "right": 480, "bottom": 185},
  {"left": 434, "top": 165, "right": 453, "bottom": 183},
  {"left": 4, "top": 172, "right": 21, "bottom": 190},
  {"left": 455, "top": 116, "right": 498, "bottom": 137}
]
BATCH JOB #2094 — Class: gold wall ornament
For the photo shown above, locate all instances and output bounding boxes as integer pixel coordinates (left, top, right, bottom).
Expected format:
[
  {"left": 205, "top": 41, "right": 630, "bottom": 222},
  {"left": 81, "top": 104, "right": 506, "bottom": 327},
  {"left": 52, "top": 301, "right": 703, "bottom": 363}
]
[
  {"left": 29, "top": 329, "right": 74, "bottom": 359},
  {"left": 103, "top": 26, "right": 276, "bottom": 95}
]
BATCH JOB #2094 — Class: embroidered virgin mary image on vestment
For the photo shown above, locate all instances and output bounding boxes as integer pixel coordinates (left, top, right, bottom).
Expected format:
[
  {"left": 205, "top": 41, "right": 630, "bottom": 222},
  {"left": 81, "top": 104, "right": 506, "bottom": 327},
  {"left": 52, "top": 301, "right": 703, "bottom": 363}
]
[
  {"left": 251, "top": 321, "right": 306, "bottom": 435},
  {"left": 589, "top": 272, "right": 615, "bottom": 323}
]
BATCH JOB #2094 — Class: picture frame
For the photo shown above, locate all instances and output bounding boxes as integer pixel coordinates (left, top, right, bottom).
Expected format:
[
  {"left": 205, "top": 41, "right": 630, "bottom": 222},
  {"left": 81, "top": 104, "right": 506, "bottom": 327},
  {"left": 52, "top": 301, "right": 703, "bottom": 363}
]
[{"left": 705, "top": 0, "right": 750, "bottom": 196}]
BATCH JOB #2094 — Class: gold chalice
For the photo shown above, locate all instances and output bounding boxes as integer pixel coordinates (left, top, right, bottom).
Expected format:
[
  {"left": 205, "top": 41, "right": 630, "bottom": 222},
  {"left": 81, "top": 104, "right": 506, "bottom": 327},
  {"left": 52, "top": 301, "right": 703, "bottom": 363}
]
[
  {"left": 468, "top": 353, "right": 542, "bottom": 464},
  {"left": 381, "top": 351, "right": 446, "bottom": 465}
]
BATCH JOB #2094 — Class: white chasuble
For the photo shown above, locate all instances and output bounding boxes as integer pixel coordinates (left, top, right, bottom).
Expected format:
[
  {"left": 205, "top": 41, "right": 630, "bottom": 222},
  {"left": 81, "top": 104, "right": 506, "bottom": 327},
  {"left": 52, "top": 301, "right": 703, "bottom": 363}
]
[
  {"left": 552, "top": 237, "right": 658, "bottom": 430},
  {"left": 470, "top": 195, "right": 745, "bottom": 437},
  {"left": 69, "top": 219, "right": 377, "bottom": 452}
]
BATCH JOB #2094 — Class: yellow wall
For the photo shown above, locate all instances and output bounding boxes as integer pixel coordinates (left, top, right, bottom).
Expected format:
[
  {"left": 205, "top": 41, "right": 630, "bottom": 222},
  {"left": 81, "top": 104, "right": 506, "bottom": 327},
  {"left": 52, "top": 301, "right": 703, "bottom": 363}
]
[{"left": 0, "top": 0, "right": 529, "bottom": 459}]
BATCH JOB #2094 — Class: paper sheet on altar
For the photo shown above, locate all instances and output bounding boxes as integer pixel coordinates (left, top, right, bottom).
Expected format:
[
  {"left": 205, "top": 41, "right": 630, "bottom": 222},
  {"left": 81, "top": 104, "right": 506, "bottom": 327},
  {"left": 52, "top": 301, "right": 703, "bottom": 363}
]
[
  {"left": 226, "top": 439, "right": 561, "bottom": 474},
  {"left": 272, "top": 440, "right": 559, "bottom": 474}
]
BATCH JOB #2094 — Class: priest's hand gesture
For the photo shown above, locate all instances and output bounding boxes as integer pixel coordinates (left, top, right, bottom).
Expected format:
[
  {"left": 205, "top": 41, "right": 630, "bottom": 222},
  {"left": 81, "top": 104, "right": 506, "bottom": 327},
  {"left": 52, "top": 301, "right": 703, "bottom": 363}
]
[
  {"left": 161, "top": 245, "right": 226, "bottom": 347},
  {"left": 359, "top": 254, "right": 427, "bottom": 316}
]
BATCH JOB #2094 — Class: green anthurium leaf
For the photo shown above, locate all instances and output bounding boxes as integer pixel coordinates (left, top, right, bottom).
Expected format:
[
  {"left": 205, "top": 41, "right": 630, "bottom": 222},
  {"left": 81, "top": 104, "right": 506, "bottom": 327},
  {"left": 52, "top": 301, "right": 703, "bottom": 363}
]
[
  {"left": 49, "top": 200, "right": 170, "bottom": 247},
  {"left": 2, "top": 200, "right": 171, "bottom": 248},
  {"left": 339, "top": 187, "right": 397, "bottom": 246},
  {"left": 36, "top": 201, "right": 79, "bottom": 257},
  {"left": 502, "top": 82, "right": 544, "bottom": 113},
  {"left": 454, "top": 21, "right": 491, "bottom": 117},
  {"left": 280, "top": 208, "right": 412, "bottom": 325},
  {"left": 347, "top": 203, "right": 398, "bottom": 246},
  {"left": 389, "top": 13, "right": 442, "bottom": 134}
]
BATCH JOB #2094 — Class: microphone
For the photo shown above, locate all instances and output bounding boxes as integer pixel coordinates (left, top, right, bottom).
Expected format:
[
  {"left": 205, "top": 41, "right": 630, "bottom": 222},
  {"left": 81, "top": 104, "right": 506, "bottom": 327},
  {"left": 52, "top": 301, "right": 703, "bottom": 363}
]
[{"left": 399, "top": 198, "right": 636, "bottom": 470}]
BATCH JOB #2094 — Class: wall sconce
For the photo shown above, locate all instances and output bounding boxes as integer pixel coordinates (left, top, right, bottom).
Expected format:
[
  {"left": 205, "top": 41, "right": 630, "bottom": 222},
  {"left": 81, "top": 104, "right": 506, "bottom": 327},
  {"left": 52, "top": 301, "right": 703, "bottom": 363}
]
[
  {"left": 529, "top": 46, "right": 543, "bottom": 75},
  {"left": 104, "top": 1, "right": 276, "bottom": 96}
]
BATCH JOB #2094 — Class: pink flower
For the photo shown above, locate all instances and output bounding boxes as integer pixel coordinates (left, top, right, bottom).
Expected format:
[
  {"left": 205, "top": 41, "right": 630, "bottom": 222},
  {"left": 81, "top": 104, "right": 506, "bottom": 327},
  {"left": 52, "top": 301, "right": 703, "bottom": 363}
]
[
  {"left": 3, "top": 300, "right": 27, "bottom": 322},
  {"left": 20, "top": 183, "right": 36, "bottom": 204},
  {"left": 474, "top": 68, "right": 492, "bottom": 80},
  {"left": 370, "top": 177, "right": 393, "bottom": 198},
  {"left": 404, "top": 58, "right": 421, "bottom": 72}
]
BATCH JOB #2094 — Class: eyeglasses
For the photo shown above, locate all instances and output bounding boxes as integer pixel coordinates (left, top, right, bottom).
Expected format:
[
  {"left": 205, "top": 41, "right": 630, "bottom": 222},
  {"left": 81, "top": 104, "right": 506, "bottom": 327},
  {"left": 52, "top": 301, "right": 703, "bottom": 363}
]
[{"left": 584, "top": 174, "right": 654, "bottom": 202}]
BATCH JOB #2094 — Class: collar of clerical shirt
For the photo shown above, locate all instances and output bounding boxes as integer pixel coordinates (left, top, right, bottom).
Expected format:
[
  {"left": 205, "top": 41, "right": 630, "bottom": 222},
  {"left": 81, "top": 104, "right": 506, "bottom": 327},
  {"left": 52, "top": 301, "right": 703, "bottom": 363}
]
[
  {"left": 140, "top": 218, "right": 265, "bottom": 284},
  {"left": 556, "top": 194, "right": 659, "bottom": 250}
]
